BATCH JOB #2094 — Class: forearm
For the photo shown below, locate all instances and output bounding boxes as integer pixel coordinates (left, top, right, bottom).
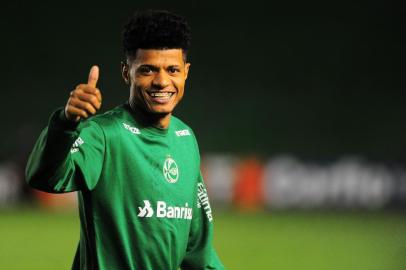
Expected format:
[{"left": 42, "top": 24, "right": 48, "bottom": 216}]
[
  {"left": 181, "top": 174, "right": 225, "bottom": 270},
  {"left": 25, "top": 109, "right": 81, "bottom": 192}
]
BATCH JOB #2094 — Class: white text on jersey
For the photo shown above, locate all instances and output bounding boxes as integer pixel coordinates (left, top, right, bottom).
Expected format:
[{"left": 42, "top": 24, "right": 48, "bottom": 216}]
[
  {"left": 197, "top": 183, "right": 213, "bottom": 222},
  {"left": 70, "top": 137, "right": 84, "bottom": 153},
  {"left": 175, "top": 129, "right": 191, "bottom": 137},
  {"left": 138, "top": 200, "right": 193, "bottom": 220},
  {"left": 123, "top": 123, "right": 141, "bottom": 135}
]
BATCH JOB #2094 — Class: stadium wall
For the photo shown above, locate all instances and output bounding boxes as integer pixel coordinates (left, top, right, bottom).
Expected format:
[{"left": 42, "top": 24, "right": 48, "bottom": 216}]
[{"left": 1, "top": 156, "right": 406, "bottom": 210}]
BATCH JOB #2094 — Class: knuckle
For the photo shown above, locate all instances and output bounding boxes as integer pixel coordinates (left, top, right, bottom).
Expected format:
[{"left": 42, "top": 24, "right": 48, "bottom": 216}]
[
  {"left": 69, "top": 97, "right": 78, "bottom": 105},
  {"left": 90, "top": 96, "right": 98, "bottom": 104},
  {"left": 86, "top": 103, "right": 93, "bottom": 111},
  {"left": 67, "top": 99, "right": 76, "bottom": 107},
  {"left": 75, "top": 85, "right": 85, "bottom": 93}
]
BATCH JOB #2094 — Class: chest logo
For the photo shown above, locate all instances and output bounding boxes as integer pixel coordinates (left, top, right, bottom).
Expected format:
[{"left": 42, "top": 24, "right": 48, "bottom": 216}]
[
  {"left": 137, "top": 200, "right": 154, "bottom": 217},
  {"left": 122, "top": 123, "right": 141, "bottom": 135},
  {"left": 163, "top": 156, "right": 179, "bottom": 183}
]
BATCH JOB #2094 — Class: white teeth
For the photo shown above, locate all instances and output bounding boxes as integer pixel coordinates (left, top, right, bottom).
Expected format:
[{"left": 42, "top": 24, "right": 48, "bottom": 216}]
[{"left": 149, "top": 92, "right": 173, "bottom": 98}]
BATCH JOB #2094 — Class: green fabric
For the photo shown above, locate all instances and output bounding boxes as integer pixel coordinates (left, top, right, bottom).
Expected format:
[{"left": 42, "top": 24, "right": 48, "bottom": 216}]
[{"left": 25, "top": 103, "right": 225, "bottom": 270}]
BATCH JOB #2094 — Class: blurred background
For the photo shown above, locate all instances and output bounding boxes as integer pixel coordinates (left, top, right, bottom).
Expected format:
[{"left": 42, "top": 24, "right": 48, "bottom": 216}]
[{"left": 1, "top": 0, "right": 405, "bottom": 269}]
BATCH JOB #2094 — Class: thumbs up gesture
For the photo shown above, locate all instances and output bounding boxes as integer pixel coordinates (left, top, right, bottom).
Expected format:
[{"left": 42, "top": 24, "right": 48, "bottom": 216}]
[{"left": 64, "top": 66, "right": 102, "bottom": 122}]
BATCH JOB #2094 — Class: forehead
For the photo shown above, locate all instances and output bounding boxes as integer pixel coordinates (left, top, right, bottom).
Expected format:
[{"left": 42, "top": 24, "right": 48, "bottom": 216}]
[{"left": 132, "top": 49, "right": 185, "bottom": 65}]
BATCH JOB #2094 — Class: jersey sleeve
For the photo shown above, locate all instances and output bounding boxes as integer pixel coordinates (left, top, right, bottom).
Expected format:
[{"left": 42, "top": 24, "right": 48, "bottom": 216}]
[
  {"left": 25, "top": 108, "right": 105, "bottom": 193},
  {"left": 180, "top": 172, "right": 225, "bottom": 270}
]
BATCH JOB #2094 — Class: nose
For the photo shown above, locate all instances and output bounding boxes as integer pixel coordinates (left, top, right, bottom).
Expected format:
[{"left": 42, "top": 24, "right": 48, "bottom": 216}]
[{"left": 152, "top": 70, "right": 170, "bottom": 89}]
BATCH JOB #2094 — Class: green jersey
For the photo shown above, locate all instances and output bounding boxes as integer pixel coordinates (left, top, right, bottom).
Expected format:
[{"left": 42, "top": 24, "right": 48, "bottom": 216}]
[{"left": 25, "top": 103, "right": 225, "bottom": 270}]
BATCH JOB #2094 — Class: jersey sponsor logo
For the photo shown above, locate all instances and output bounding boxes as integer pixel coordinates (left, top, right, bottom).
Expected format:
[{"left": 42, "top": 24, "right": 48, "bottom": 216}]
[
  {"left": 175, "top": 129, "right": 191, "bottom": 137},
  {"left": 163, "top": 156, "right": 179, "bottom": 183},
  {"left": 137, "top": 200, "right": 154, "bottom": 217},
  {"left": 137, "top": 200, "right": 193, "bottom": 220},
  {"left": 122, "top": 123, "right": 141, "bottom": 135},
  {"left": 70, "top": 137, "right": 84, "bottom": 153},
  {"left": 197, "top": 183, "right": 213, "bottom": 222}
]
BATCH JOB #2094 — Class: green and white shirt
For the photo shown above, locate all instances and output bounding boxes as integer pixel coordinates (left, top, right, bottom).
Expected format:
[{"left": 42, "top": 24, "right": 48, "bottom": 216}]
[{"left": 25, "top": 103, "right": 225, "bottom": 270}]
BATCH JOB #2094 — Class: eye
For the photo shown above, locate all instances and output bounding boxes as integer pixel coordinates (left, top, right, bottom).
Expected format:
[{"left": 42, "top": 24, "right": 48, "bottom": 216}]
[
  {"left": 168, "top": 67, "right": 180, "bottom": 74},
  {"left": 138, "top": 66, "right": 153, "bottom": 75}
]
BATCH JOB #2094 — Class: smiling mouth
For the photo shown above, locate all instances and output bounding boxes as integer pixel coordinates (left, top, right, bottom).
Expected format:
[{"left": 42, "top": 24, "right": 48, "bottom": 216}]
[
  {"left": 147, "top": 92, "right": 175, "bottom": 104},
  {"left": 148, "top": 92, "right": 174, "bottom": 98}
]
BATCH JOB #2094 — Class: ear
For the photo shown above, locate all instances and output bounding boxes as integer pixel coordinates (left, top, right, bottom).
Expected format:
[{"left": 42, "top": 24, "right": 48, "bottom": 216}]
[
  {"left": 184, "top": 63, "right": 191, "bottom": 80},
  {"left": 121, "top": 61, "right": 130, "bottom": 85}
]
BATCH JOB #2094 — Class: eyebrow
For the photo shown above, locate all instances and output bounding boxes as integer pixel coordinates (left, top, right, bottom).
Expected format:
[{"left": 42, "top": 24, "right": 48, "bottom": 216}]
[
  {"left": 137, "top": 64, "right": 159, "bottom": 71},
  {"left": 138, "top": 64, "right": 181, "bottom": 70}
]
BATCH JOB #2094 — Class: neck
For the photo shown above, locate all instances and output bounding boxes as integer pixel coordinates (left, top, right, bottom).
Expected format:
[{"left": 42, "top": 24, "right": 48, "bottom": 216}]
[{"left": 128, "top": 101, "right": 171, "bottom": 129}]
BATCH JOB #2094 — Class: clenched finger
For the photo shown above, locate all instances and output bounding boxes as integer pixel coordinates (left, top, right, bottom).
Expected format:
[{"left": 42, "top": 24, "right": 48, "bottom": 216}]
[
  {"left": 75, "top": 91, "right": 101, "bottom": 110},
  {"left": 66, "top": 105, "right": 89, "bottom": 119},
  {"left": 75, "top": 85, "right": 102, "bottom": 103},
  {"left": 69, "top": 98, "right": 97, "bottom": 115}
]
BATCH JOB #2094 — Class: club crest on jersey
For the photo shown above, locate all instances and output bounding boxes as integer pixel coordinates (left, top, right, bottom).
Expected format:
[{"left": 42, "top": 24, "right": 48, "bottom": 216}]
[{"left": 163, "top": 156, "right": 179, "bottom": 183}]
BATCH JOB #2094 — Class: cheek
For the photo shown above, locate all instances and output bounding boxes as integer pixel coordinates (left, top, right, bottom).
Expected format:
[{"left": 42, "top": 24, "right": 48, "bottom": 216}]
[
  {"left": 174, "top": 78, "right": 186, "bottom": 92},
  {"left": 132, "top": 79, "right": 148, "bottom": 93},
  {"left": 177, "top": 88, "right": 185, "bottom": 99},
  {"left": 130, "top": 84, "right": 146, "bottom": 101}
]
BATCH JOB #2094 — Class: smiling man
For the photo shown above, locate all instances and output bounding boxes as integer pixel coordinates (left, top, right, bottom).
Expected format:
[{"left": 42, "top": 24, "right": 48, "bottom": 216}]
[
  {"left": 123, "top": 48, "right": 189, "bottom": 129},
  {"left": 25, "top": 10, "right": 225, "bottom": 270}
]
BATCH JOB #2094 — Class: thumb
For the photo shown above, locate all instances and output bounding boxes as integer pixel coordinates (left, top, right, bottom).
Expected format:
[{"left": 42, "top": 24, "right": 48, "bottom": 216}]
[{"left": 87, "top": 65, "right": 99, "bottom": 87}]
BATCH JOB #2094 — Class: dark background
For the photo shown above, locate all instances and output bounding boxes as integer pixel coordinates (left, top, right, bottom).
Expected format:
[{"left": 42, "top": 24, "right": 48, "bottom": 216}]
[{"left": 1, "top": 0, "right": 404, "bottom": 163}]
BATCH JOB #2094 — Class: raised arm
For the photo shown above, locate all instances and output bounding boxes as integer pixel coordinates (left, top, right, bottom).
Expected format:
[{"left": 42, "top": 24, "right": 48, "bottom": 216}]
[{"left": 25, "top": 66, "right": 104, "bottom": 193}]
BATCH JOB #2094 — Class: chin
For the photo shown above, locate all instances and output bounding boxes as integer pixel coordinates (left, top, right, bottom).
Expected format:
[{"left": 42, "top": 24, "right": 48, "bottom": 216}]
[
  {"left": 149, "top": 104, "right": 176, "bottom": 115},
  {"left": 149, "top": 108, "right": 172, "bottom": 115}
]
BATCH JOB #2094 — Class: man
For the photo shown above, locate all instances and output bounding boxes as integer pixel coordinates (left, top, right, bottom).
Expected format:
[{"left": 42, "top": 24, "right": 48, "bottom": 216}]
[{"left": 25, "top": 10, "right": 225, "bottom": 270}]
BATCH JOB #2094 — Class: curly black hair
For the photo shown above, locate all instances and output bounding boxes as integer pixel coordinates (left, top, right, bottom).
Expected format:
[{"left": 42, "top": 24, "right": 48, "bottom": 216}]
[{"left": 122, "top": 10, "right": 191, "bottom": 60}]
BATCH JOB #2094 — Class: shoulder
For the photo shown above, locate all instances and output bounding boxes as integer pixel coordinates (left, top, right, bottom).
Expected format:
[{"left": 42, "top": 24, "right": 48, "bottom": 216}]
[
  {"left": 170, "top": 115, "right": 189, "bottom": 128},
  {"left": 171, "top": 115, "right": 200, "bottom": 152},
  {"left": 83, "top": 104, "right": 126, "bottom": 128},
  {"left": 171, "top": 115, "right": 196, "bottom": 137},
  {"left": 78, "top": 105, "right": 128, "bottom": 139}
]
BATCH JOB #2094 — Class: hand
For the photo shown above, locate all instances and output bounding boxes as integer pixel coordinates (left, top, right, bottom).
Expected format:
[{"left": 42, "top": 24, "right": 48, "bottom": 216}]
[{"left": 64, "top": 65, "right": 102, "bottom": 122}]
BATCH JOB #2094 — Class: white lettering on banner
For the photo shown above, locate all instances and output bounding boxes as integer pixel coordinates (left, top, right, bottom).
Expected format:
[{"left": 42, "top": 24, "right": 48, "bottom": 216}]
[
  {"left": 138, "top": 200, "right": 192, "bottom": 220},
  {"left": 0, "top": 163, "right": 20, "bottom": 206},
  {"left": 197, "top": 183, "right": 213, "bottom": 222},
  {"left": 264, "top": 157, "right": 395, "bottom": 209}
]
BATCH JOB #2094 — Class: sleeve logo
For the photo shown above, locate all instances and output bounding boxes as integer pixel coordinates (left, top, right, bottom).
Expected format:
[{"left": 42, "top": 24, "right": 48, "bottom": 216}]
[
  {"left": 197, "top": 183, "right": 213, "bottom": 222},
  {"left": 70, "top": 137, "right": 84, "bottom": 153},
  {"left": 175, "top": 129, "right": 191, "bottom": 137}
]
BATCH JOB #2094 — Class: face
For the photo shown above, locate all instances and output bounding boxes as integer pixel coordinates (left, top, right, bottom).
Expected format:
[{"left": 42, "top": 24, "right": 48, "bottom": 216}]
[{"left": 122, "top": 49, "right": 190, "bottom": 117}]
